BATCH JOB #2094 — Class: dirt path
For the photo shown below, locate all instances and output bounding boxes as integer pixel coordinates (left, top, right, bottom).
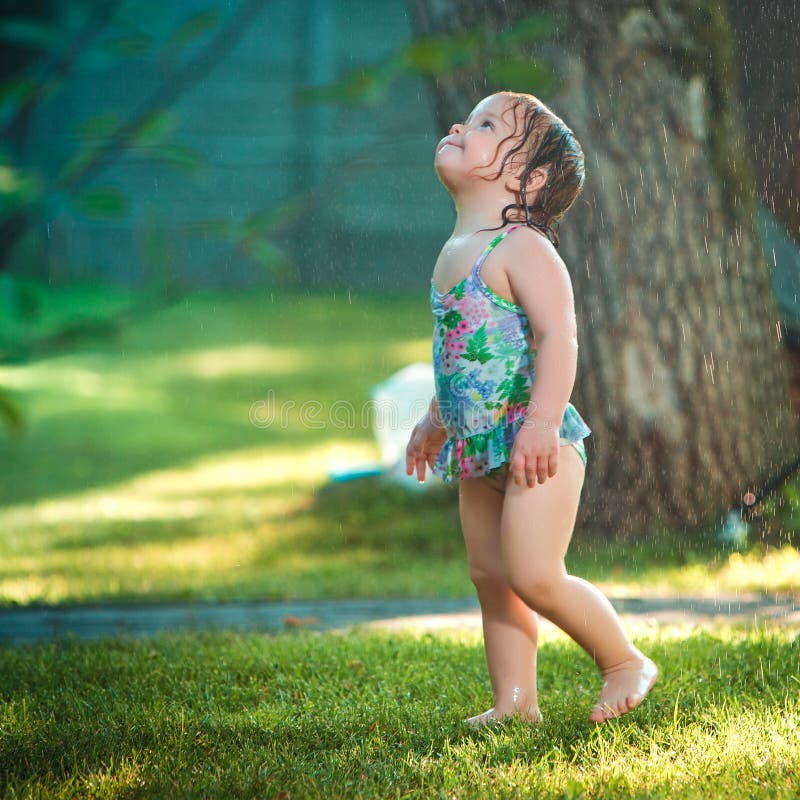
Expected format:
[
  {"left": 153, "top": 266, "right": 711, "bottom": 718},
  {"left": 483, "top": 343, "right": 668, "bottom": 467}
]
[{"left": 0, "top": 592, "right": 797, "bottom": 645}]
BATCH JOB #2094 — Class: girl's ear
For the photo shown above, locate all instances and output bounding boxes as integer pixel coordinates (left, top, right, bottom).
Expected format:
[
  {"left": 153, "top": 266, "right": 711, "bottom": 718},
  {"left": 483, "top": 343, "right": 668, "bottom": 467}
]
[{"left": 510, "top": 166, "right": 548, "bottom": 197}]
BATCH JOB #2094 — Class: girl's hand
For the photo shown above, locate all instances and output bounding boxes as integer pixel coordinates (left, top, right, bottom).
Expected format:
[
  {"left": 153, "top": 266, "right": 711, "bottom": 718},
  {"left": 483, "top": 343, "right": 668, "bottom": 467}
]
[
  {"left": 509, "top": 418, "right": 560, "bottom": 488},
  {"left": 405, "top": 412, "right": 448, "bottom": 482}
]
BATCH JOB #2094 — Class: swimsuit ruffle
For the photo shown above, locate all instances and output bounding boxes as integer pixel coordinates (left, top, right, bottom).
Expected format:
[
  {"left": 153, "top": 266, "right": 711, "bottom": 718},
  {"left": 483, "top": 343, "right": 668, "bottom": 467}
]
[{"left": 432, "top": 402, "right": 592, "bottom": 483}]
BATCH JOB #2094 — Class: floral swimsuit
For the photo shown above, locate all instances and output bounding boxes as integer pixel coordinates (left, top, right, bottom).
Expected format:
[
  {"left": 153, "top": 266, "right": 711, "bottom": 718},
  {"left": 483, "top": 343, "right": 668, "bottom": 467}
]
[{"left": 430, "top": 224, "right": 592, "bottom": 483}]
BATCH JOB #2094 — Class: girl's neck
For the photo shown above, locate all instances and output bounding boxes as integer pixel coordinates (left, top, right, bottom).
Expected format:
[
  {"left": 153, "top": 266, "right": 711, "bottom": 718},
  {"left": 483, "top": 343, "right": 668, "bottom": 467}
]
[{"left": 450, "top": 193, "right": 521, "bottom": 239}]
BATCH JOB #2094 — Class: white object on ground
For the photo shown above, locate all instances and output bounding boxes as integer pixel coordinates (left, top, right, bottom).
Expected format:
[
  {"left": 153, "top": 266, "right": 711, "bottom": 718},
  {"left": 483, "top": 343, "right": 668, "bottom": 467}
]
[{"left": 369, "top": 362, "right": 439, "bottom": 488}]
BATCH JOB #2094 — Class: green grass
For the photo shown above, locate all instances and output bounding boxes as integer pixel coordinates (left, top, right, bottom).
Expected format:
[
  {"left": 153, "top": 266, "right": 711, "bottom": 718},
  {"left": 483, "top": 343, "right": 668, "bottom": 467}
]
[
  {"left": 0, "top": 280, "right": 799, "bottom": 607},
  {"left": 1, "top": 624, "right": 798, "bottom": 798}
]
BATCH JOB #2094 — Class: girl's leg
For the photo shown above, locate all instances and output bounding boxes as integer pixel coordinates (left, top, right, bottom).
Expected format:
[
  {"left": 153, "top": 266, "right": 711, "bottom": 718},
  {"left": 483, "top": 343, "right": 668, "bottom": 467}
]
[
  {"left": 458, "top": 473, "right": 542, "bottom": 726},
  {"left": 500, "top": 444, "right": 658, "bottom": 723}
]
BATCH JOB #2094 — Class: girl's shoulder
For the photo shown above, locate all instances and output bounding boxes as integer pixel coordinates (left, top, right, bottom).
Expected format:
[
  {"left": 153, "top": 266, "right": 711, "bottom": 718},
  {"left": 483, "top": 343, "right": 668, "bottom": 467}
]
[
  {"left": 501, "top": 225, "right": 562, "bottom": 276},
  {"left": 505, "top": 223, "right": 555, "bottom": 249}
]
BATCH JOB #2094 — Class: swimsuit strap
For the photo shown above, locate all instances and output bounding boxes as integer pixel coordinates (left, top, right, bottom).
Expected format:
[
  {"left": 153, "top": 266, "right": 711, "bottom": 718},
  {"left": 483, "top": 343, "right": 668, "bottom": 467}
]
[{"left": 472, "top": 223, "right": 526, "bottom": 278}]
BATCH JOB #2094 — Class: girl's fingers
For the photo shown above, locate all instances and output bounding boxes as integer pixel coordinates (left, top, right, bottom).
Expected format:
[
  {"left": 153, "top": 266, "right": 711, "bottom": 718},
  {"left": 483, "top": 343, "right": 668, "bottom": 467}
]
[
  {"left": 509, "top": 452, "right": 524, "bottom": 486},
  {"left": 405, "top": 445, "right": 416, "bottom": 475},
  {"left": 525, "top": 454, "right": 540, "bottom": 487},
  {"left": 520, "top": 454, "right": 556, "bottom": 487},
  {"left": 504, "top": 446, "right": 561, "bottom": 488},
  {"left": 406, "top": 440, "right": 421, "bottom": 475}
]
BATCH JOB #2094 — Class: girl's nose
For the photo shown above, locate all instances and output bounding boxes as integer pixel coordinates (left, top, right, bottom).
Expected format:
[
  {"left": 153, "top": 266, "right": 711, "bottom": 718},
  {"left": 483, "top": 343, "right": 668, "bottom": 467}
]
[{"left": 449, "top": 122, "right": 463, "bottom": 135}]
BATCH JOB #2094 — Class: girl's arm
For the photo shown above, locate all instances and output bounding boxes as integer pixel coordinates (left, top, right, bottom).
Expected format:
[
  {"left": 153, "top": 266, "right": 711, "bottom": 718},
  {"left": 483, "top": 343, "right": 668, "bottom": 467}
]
[{"left": 504, "top": 230, "right": 580, "bottom": 432}]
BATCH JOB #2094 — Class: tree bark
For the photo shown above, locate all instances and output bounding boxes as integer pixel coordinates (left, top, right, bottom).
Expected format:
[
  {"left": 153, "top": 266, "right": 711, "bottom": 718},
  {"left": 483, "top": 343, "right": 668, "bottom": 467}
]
[{"left": 408, "top": 0, "right": 800, "bottom": 539}]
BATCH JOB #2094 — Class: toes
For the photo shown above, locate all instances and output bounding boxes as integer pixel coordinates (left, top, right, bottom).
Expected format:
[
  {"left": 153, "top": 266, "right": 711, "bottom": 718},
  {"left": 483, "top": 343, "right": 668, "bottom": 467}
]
[
  {"left": 590, "top": 702, "right": 618, "bottom": 723},
  {"left": 465, "top": 708, "right": 498, "bottom": 728}
]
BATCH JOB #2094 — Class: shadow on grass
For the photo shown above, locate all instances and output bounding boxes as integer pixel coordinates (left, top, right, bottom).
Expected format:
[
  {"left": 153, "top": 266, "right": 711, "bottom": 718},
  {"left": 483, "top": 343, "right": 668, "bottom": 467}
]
[{"left": 304, "top": 475, "right": 462, "bottom": 558}]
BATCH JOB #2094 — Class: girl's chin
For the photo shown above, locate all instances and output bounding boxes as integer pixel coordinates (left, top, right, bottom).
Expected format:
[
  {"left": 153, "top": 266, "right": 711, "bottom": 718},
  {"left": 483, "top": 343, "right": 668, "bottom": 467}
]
[
  {"left": 434, "top": 165, "right": 458, "bottom": 186},
  {"left": 434, "top": 156, "right": 465, "bottom": 174}
]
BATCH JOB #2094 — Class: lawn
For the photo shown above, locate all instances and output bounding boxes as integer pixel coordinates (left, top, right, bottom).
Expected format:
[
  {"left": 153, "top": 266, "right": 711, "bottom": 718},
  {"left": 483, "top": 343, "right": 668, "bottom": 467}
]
[
  {"left": 1, "top": 623, "right": 798, "bottom": 799},
  {"left": 0, "top": 281, "right": 799, "bottom": 607}
]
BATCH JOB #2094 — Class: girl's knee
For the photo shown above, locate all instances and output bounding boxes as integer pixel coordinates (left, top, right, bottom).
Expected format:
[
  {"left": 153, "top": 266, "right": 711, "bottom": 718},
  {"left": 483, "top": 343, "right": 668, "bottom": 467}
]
[
  {"left": 505, "top": 566, "right": 561, "bottom": 611},
  {"left": 469, "top": 565, "right": 509, "bottom": 594}
]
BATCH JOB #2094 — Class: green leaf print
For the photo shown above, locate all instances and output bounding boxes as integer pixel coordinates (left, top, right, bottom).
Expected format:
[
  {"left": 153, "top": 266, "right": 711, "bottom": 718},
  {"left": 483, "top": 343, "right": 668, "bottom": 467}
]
[
  {"left": 470, "top": 322, "right": 488, "bottom": 349},
  {"left": 442, "top": 309, "right": 461, "bottom": 330},
  {"left": 463, "top": 348, "right": 493, "bottom": 364},
  {"left": 463, "top": 431, "right": 489, "bottom": 458},
  {"left": 497, "top": 371, "right": 531, "bottom": 405},
  {"left": 462, "top": 321, "right": 493, "bottom": 364}
]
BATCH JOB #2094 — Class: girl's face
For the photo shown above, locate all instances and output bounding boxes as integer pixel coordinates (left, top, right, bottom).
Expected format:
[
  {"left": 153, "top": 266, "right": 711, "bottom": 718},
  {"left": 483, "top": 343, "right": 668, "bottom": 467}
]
[{"left": 434, "top": 94, "right": 524, "bottom": 188}]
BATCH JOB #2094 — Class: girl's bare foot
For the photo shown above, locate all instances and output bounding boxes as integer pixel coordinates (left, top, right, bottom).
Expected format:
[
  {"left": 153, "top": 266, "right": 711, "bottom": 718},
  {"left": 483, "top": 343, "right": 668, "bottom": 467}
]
[
  {"left": 464, "top": 707, "right": 544, "bottom": 729},
  {"left": 589, "top": 654, "right": 659, "bottom": 723}
]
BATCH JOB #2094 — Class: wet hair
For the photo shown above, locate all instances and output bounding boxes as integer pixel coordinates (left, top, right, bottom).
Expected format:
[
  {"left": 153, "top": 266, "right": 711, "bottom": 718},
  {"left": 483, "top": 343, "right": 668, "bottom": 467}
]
[{"left": 474, "top": 91, "right": 585, "bottom": 249}]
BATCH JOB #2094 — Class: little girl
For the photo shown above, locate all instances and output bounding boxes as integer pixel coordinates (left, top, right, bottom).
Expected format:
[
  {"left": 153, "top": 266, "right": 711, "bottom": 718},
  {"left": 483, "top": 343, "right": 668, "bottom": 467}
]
[{"left": 405, "top": 91, "right": 658, "bottom": 727}]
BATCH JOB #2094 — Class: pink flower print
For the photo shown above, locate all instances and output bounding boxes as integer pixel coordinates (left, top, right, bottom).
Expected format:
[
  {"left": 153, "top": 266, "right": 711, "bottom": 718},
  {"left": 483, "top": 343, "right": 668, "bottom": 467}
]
[
  {"left": 440, "top": 351, "right": 460, "bottom": 375},
  {"left": 461, "top": 455, "right": 476, "bottom": 476},
  {"left": 457, "top": 295, "right": 483, "bottom": 319},
  {"left": 446, "top": 339, "right": 467, "bottom": 355},
  {"left": 454, "top": 439, "right": 465, "bottom": 458},
  {"left": 454, "top": 319, "right": 472, "bottom": 336}
]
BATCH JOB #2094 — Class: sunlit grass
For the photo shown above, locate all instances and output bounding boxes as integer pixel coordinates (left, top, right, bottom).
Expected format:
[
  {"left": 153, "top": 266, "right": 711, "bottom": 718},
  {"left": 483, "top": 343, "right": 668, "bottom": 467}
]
[
  {"left": 0, "top": 283, "right": 798, "bottom": 607},
  {"left": 570, "top": 540, "right": 800, "bottom": 599},
  {"left": 0, "top": 624, "right": 798, "bottom": 798}
]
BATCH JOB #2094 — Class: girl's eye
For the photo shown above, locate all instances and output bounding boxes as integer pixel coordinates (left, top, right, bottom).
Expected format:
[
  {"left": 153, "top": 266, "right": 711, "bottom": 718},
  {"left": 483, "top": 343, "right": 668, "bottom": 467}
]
[{"left": 481, "top": 120, "right": 493, "bottom": 128}]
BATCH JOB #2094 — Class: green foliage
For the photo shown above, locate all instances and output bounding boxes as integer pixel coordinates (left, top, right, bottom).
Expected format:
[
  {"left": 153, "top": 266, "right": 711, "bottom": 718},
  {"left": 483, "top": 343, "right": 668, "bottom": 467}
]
[
  {"left": 485, "top": 58, "right": 557, "bottom": 93},
  {"left": 291, "top": 11, "right": 565, "bottom": 108},
  {"left": 294, "top": 53, "right": 407, "bottom": 107},
  {"left": 104, "top": 32, "right": 154, "bottom": 57},
  {"left": 0, "top": 160, "right": 42, "bottom": 224},
  {"left": 149, "top": 142, "right": 206, "bottom": 175},
  {"left": 0, "top": 3, "right": 289, "bottom": 283},
  {"left": 0, "top": 16, "right": 57, "bottom": 49},
  {"left": 163, "top": 8, "right": 222, "bottom": 55},
  {"left": 131, "top": 108, "right": 179, "bottom": 148},
  {"left": 402, "top": 30, "right": 482, "bottom": 74},
  {"left": 74, "top": 111, "right": 123, "bottom": 139},
  {"left": 71, "top": 185, "right": 128, "bottom": 219}
]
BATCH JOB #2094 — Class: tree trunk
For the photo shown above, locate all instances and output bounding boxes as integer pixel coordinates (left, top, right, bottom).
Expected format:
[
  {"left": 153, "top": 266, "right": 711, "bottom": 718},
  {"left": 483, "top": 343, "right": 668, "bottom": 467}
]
[{"left": 407, "top": 0, "right": 800, "bottom": 539}]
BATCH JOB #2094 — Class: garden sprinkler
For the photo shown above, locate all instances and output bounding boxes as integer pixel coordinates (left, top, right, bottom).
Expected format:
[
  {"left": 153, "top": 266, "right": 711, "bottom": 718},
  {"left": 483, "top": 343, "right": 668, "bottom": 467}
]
[{"left": 716, "top": 450, "right": 800, "bottom": 549}]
